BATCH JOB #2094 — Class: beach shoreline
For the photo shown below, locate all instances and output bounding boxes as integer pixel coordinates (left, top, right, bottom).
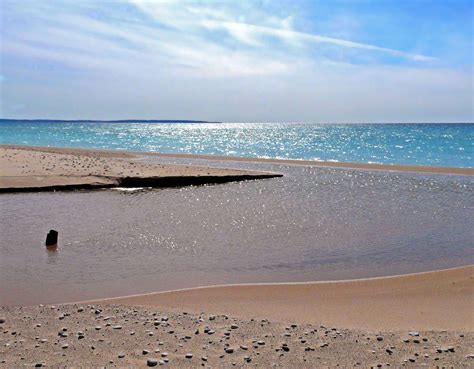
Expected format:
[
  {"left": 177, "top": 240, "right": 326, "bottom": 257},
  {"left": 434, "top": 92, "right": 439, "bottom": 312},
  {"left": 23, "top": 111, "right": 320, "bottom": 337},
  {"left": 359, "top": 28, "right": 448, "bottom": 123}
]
[
  {"left": 86, "top": 265, "right": 474, "bottom": 331},
  {"left": 2, "top": 144, "right": 473, "bottom": 176},
  {"left": 1, "top": 145, "right": 473, "bottom": 367},
  {"left": 1, "top": 266, "right": 472, "bottom": 367},
  {"left": 0, "top": 145, "right": 282, "bottom": 192}
]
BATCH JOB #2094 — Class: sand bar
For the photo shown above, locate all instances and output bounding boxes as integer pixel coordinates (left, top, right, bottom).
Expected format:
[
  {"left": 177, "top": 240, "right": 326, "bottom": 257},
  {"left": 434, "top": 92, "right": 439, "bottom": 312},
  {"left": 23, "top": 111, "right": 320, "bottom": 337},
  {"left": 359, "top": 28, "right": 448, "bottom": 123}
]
[
  {"left": 2, "top": 144, "right": 474, "bottom": 177},
  {"left": 101, "top": 266, "right": 474, "bottom": 331},
  {"left": 0, "top": 145, "right": 282, "bottom": 192}
]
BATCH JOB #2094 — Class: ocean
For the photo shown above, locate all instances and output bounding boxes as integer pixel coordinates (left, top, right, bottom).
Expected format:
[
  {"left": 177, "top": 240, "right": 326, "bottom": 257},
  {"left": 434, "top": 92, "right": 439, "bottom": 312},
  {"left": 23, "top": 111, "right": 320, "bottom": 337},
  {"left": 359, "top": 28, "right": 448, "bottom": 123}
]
[
  {"left": 1, "top": 121, "right": 472, "bottom": 167},
  {"left": 1, "top": 121, "right": 473, "bottom": 304}
]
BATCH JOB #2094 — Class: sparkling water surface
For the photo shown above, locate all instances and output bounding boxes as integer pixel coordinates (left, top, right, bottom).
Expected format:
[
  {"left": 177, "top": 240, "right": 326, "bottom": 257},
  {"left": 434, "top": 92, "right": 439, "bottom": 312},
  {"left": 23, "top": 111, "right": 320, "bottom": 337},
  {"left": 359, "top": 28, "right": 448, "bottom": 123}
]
[
  {"left": 1, "top": 122, "right": 473, "bottom": 167},
  {"left": 1, "top": 157, "right": 473, "bottom": 305}
]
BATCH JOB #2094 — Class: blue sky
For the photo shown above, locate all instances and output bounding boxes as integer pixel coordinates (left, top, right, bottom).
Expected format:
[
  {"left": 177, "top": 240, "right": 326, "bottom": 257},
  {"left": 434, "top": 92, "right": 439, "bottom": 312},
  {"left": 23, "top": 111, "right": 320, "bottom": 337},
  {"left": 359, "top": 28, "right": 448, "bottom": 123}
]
[{"left": 1, "top": 0, "right": 472, "bottom": 122}]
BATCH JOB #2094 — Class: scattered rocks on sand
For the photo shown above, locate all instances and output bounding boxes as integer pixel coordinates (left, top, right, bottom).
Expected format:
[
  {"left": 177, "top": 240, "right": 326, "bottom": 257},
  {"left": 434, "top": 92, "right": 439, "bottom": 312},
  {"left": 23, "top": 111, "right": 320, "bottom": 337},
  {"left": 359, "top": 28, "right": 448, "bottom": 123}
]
[{"left": 0, "top": 304, "right": 471, "bottom": 368}]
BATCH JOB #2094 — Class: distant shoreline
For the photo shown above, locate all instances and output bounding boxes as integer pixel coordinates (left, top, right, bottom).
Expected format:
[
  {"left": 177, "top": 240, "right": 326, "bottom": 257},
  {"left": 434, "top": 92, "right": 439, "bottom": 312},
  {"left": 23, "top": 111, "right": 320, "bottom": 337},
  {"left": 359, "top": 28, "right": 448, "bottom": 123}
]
[
  {"left": 0, "top": 118, "right": 221, "bottom": 123},
  {"left": 1, "top": 119, "right": 473, "bottom": 124}
]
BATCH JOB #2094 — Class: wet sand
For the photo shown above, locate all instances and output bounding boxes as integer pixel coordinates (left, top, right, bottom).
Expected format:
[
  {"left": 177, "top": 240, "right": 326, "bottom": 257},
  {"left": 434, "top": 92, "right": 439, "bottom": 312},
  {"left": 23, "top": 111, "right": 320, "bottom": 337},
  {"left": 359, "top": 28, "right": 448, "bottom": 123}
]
[
  {"left": 98, "top": 266, "right": 474, "bottom": 331},
  {"left": 0, "top": 146, "right": 281, "bottom": 192}
]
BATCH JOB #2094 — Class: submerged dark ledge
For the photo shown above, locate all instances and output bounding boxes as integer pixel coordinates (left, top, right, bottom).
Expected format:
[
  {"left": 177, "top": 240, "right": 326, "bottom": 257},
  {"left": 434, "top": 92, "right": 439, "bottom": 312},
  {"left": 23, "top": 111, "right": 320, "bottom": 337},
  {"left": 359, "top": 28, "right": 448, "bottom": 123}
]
[{"left": 0, "top": 173, "right": 283, "bottom": 193}]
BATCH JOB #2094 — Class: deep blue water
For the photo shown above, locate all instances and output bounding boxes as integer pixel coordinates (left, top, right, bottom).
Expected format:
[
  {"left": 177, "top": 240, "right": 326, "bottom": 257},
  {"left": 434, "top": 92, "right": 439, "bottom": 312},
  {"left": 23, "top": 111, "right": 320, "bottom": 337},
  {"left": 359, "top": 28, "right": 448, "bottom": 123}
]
[{"left": 1, "top": 121, "right": 472, "bottom": 167}]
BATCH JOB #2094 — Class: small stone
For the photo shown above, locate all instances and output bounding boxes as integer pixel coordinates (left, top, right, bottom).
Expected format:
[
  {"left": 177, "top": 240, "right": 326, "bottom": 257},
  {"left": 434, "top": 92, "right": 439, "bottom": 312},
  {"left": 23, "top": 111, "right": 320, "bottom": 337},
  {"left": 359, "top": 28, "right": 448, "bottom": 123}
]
[
  {"left": 231, "top": 324, "right": 239, "bottom": 329},
  {"left": 118, "top": 352, "right": 125, "bottom": 358},
  {"left": 209, "top": 315, "right": 216, "bottom": 321},
  {"left": 376, "top": 336, "right": 383, "bottom": 341},
  {"left": 113, "top": 325, "right": 122, "bottom": 330},
  {"left": 61, "top": 343, "right": 69, "bottom": 349},
  {"left": 201, "top": 356, "right": 208, "bottom": 361},
  {"left": 257, "top": 340, "right": 265, "bottom": 345},
  {"left": 35, "top": 364, "right": 44, "bottom": 368},
  {"left": 143, "top": 349, "right": 149, "bottom": 355},
  {"left": 147, "top": 359, "right": 158, "bottom": 367},
  {"left": 240, "top": 345, "right": 248, "bottom": 350},
  {"left": 0, "top": 318, "right": 5, "bottom": 324},
  {"left": 185, "top": 353, "right": 193, "bottom": 359},
  {"left": 225, "top": 348, "right": 235, "bottom": 354}
]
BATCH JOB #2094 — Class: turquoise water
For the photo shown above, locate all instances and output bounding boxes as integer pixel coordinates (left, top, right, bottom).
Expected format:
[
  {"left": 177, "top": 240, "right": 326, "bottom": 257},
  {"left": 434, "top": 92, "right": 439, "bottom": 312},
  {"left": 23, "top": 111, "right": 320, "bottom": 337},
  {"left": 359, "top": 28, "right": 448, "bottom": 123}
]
[{"left": 1, "top": 121, "right": 472, "bottom": 167}]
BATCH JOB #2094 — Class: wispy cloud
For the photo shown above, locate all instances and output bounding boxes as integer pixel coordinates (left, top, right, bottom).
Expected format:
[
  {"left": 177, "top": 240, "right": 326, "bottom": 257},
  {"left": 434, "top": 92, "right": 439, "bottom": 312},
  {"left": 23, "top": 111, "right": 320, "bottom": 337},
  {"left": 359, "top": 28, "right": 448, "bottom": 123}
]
[
  {"left": 2, "top": 0, "right": 434, "bottom": 79},
  {"left": 0, "top": 0, "right": 471, "bottom": 121}
]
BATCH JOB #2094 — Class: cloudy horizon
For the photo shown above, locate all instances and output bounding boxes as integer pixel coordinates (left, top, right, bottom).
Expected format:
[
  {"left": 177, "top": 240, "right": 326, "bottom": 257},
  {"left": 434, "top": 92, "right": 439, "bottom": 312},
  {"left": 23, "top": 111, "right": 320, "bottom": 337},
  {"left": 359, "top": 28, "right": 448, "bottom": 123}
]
[{"left": 1, "top": 0, "right": 473, "bottom": 122}]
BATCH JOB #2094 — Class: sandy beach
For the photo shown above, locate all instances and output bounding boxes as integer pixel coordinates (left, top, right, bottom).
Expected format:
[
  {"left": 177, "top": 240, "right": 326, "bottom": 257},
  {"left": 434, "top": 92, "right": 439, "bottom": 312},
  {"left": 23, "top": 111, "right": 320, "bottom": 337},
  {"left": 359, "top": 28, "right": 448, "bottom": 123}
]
[
  {"left": 0, "top": 145, "right": 282, "bottom": 192},
  {"left": 103, "top": 265, "right": 474, "bottom": 331},
  {"left": 1, "top": 267, "right": 473, "bottom": 368},
  {"left": 1, "top": 145, "right": 473, "bottom": 367}
]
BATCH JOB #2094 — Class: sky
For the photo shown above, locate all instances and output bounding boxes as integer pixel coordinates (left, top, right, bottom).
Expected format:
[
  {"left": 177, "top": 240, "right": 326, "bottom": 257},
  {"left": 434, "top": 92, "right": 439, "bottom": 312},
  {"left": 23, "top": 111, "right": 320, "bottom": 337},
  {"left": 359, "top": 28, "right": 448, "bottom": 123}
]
[{"left": 0, "top": 0, "right": 473, "bottom": 122}]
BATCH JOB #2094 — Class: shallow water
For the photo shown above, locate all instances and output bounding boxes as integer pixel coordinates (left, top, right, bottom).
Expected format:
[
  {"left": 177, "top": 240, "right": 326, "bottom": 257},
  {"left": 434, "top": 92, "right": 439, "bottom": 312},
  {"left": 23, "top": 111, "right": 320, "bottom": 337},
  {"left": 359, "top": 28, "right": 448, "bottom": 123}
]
[
  {"left": 1, "top": 158, "right": 473, "bottom": 305},
  {"left": 1, "top": 122, "right": 473, "bottom": 167}
]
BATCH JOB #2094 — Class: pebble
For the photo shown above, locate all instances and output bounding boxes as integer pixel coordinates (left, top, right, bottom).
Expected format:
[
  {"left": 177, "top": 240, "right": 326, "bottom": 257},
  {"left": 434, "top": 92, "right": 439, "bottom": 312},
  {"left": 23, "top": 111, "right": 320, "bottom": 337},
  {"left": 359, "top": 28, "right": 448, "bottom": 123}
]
[
  {"left": 147, "top": 359, "right": 158, "bottom": 367},
  {"left": 118, "top": 352, "right": 125, "bottom": 358},
  {"left": 0, "top": 318, "right": 5, "bottom": 324},
  {"left": 185, "top": 353, "right": 193, "bottom": 359},
  {"left": 225, "top": 347, "right": 235, "bottom": 354}
]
